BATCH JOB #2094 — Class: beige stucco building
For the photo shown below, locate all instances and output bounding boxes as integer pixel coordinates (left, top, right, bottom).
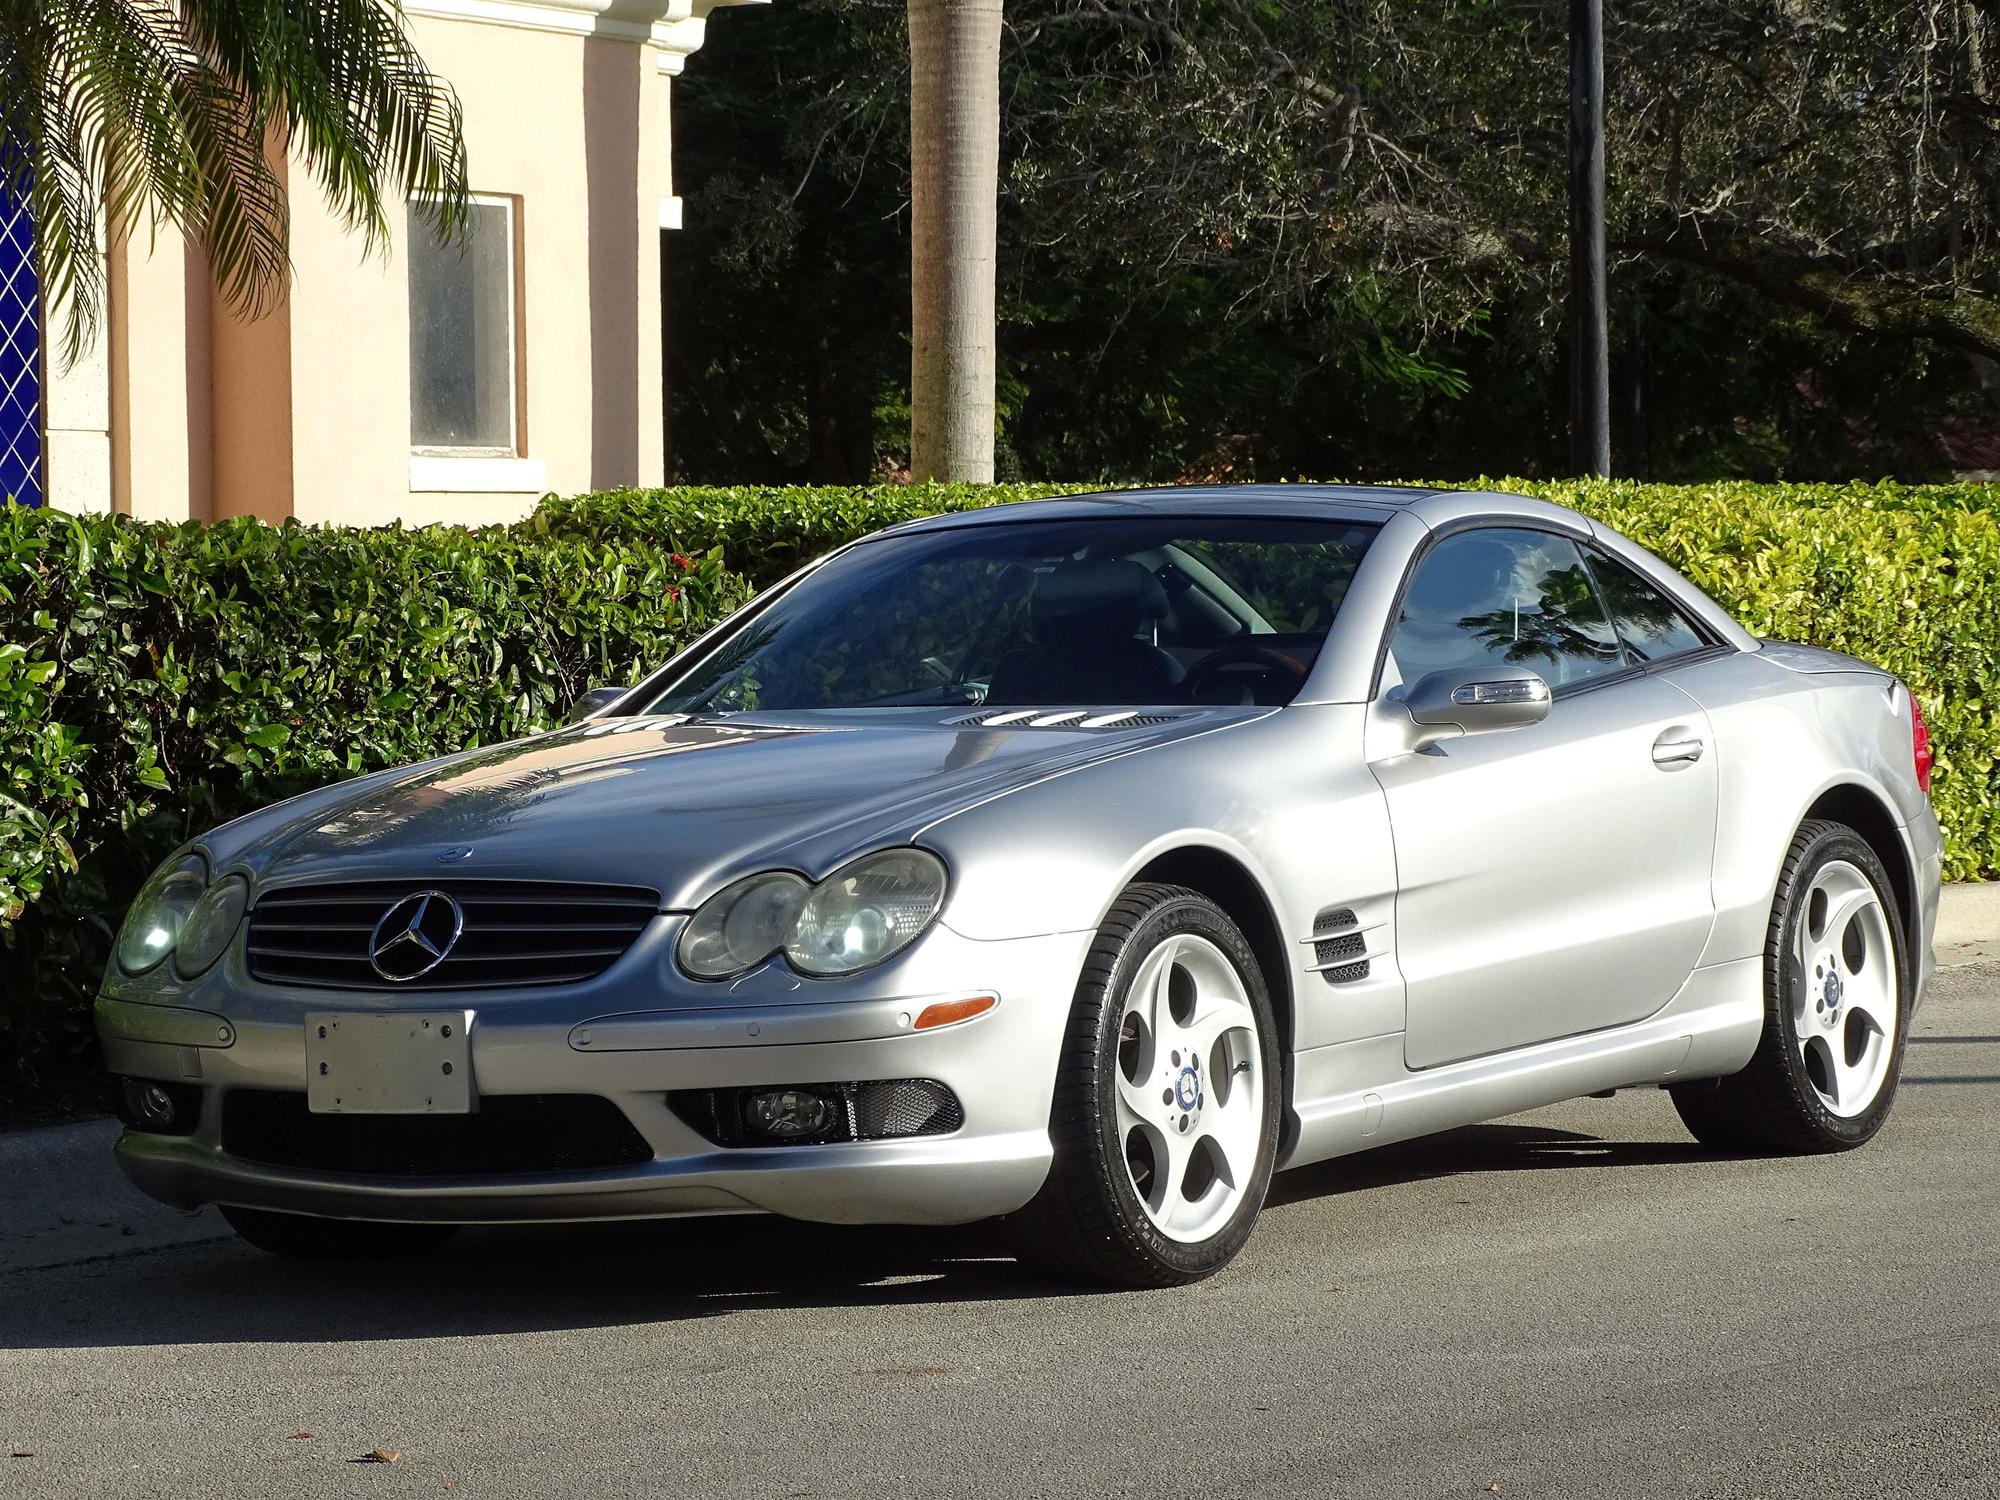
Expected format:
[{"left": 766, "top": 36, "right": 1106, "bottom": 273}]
[{"left": 39, "top": 0, "right": 754, "bottom": 528}]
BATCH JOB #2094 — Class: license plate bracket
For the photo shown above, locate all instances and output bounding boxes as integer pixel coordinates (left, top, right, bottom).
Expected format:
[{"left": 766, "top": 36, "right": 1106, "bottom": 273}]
[{"left": 305, "top": 1011, "right": 475, "bottom": 1114}]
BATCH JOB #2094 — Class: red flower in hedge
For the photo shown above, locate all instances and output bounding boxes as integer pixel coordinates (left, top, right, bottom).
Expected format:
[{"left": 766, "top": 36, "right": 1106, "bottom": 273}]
[
  {"left": 666, "top": 585, "right": 681, "bottom": 603},
  {"left": 672, "top": 552, "right": 693, "bottom": 570}
]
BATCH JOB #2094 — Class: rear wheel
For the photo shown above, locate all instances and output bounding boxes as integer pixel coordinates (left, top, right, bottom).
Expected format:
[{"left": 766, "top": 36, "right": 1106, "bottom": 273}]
[
  {"left": 1671, "top": 819, "right": 1908, "bottom": 1153},
  {"left": 1007, "top": 883, "right": 1281, "bottom": 1288},
  {"left": 221, "top": 1205, "right": 460, "bottom": 1260}
]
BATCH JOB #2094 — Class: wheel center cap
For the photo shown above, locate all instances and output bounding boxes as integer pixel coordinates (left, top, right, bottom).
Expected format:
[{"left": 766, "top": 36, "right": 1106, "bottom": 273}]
[
  {"left": 1822, "top": 967, "right": 1844, "bottom": 1021},
  {"left": 1175, "top": 1066, "right": 1201, "bottom": 1112}
]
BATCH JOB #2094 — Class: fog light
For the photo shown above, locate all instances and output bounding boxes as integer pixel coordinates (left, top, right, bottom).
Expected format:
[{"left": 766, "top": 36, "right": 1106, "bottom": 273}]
[
  {"left": 116, "top": 1076, "right": 199, "bottom": 1134},
  {"left": 745, "top": 1087, "right": 835, "bottom": 1140}
]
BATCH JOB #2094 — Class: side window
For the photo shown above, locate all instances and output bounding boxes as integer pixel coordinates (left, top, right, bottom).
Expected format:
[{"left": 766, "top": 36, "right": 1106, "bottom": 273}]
[
  {"left": 1584, "top": 546, "right": 1709, "bottom": 664},
  {"left": 1389, "top": 528, "right": 1625, "bottom": 691}
]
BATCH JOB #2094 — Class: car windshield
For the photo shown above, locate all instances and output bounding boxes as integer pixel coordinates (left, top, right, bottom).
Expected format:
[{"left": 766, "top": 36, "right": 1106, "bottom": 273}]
[{"left": 643, "top": 514, "right": 1379, "bottom": 712}]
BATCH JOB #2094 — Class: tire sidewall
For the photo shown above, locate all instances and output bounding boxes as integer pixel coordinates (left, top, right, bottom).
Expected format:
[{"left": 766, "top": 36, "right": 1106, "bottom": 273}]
[
  {"left": 1770, "top": 826, "right": 1911, "bottom": 1146},
  {"left": 1082, "top": 890, "right": 1283, "bottom": 1278}
]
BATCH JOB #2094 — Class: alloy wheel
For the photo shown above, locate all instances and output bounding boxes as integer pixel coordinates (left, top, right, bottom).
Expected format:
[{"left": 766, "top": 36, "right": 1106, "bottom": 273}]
[
  {"left": 1112, "top": 933, "right": 1266, "bottom": 1242},
  {"left": 1792, "top": 859, "right": 1899, "bottom": 1119}
]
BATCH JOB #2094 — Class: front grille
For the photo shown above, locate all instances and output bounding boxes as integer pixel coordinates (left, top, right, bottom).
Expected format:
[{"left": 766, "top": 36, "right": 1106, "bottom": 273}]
[
  {"left": 247, "top": 879, "right": 659, "bottom": 990},
  {"left": 221, "top": 1090, "right": 653, "bottom": 1177}
]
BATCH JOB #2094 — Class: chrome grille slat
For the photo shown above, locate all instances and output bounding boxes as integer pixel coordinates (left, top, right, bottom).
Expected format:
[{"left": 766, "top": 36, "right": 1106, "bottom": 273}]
[{"left": 246, "top": 880, "right": 659, "bottom": 991}]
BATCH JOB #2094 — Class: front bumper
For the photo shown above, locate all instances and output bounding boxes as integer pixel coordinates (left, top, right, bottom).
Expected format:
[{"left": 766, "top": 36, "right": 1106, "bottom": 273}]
[{"left": 98, "top": 924, "right": 1092, "bottom": 1227}]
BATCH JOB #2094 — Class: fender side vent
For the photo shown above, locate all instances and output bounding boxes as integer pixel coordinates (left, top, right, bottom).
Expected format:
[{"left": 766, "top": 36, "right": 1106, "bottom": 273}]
[
  {"left": 1313, "top": 932, "right": 1365, "bottom": 966},
  {"left": 1313, "top": 906, "right": 1358, "bottom": 935},
  {"left": 1320, "top": 960, "right": 1371, "bottom": 986}
]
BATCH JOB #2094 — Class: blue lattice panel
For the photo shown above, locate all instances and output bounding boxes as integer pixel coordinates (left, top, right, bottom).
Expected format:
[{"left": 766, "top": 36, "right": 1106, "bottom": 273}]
[{"left": 0, "top": 177, "right": 41, "bottom": 507}]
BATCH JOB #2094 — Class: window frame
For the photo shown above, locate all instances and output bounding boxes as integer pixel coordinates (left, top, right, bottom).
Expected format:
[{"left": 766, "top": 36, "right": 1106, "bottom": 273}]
[
  {"left": 407, "top": 191, "right": 524, "bottom": 460},
  {"left": 1370, "top": 517, "right": 1732, "bottom": 704},
  {"left": 631, "top": 512, "right": 1383, "bottom": 716},
  {"left": 1574, "top": 540, "right": 1722, "bottom": 672}
]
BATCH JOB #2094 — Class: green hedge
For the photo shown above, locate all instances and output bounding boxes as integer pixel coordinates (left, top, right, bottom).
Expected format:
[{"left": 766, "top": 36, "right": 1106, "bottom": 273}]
[
  {"left": 532, "top": 481, "right": 1078, "bottom": 587},
  {"left": 3, "top": 478, "right": 1995, "bottom": 1117},
  {"left": 0, "top": 510, "right": 748, "bottom": 1115}
]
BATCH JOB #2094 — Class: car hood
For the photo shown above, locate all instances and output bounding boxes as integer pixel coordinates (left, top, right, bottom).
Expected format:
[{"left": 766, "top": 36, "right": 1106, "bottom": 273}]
[{"left": 216, "top": 710, "right": 1254, "bottom": 910}]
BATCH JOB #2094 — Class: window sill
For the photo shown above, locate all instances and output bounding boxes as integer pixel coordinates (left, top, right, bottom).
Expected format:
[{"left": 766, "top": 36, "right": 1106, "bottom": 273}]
[{"left": 409, "top": 455, "right": 548, "bottom": 494}]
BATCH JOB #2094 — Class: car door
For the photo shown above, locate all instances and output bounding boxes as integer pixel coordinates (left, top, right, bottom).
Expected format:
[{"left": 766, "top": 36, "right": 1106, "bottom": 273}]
[{"left": 1366, "top": 526, "right": 1718, "bottom": 1070}]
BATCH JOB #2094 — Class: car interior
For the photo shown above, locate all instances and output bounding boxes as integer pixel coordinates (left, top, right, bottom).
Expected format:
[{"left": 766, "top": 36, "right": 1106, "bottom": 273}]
[{"left": 981, "top": 551, "right": 1327, "bottom": 708}]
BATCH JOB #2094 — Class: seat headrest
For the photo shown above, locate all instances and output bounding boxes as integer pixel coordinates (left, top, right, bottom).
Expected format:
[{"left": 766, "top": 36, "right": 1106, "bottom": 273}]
[
  {"left": 1404, "top": 539, "right": 1520, "bottom": 616},
  {"left": 1030, "top": 558, "right": 1169, "bottom": 636}
]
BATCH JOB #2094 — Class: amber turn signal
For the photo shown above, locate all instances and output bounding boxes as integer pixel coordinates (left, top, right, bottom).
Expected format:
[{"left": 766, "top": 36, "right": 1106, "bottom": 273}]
[{"left": 913, "top": 993, "right": 997, "bottom": 1031}]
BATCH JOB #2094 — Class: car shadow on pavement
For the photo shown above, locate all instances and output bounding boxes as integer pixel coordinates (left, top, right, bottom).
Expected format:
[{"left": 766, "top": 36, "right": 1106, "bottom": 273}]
[
  {"left": 0, "top": 1212, "right": 1086, "bottom": 1350},
  {"left": 5, "top": 1119, "right": 1731, "bottom": 1350},
  {"left": 1268, "top": 1120, "right": 1728, "bottom": 1208}
]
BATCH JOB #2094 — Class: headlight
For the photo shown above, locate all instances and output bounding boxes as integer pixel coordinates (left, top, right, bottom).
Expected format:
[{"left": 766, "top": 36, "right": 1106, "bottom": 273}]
[
  {"left": 786, "top": 849, "right": 948, "bottom": 976},
  {"left": 677, "top": 849, "right": 947, "bottom": 980},
  {"left": 678, "top": 871, "right": 811, "bottom": 979},
  {"left": 175, "top": 875, "right": 250, "bottom": 978},
  {"left": 115, "top": 854, "right": 209, "bottom": 974}
]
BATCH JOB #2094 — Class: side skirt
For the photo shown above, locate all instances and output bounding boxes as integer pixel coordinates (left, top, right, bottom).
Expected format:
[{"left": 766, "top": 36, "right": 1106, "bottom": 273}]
[{"left": 1279, "top": 955, "right": 1763, "bottom": 1171}]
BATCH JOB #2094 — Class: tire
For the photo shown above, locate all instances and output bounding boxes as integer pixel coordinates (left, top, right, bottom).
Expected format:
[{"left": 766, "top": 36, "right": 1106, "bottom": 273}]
[
  {"left": 1670, "top": 819, "right": 1910, "bottom": 1154},
  {"left": 221, "top": 1205, "right": 460, "bottom": 1260},
  {"left": 1006, "top": 883, "right": 1283, "bottom": 1288}
]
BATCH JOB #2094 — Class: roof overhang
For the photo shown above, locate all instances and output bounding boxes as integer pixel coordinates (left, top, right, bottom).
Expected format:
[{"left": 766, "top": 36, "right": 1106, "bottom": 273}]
[{"left": 403, "top": 0, "right": 767, "bottom": 74}]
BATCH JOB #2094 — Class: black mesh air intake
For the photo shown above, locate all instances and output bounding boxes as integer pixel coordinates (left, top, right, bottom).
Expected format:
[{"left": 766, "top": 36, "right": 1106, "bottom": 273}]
[{"left": 221, "top": 1090, "right": 653, "bottom": 1176}]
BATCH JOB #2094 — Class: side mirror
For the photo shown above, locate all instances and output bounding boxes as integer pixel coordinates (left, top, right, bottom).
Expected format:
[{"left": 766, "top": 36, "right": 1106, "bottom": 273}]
[
  {"left": 566, "top": 685, "right": 627, "bottom": 725},
  {"left": 1402, "top": 666, "right": 1551, "bottom": 750}
]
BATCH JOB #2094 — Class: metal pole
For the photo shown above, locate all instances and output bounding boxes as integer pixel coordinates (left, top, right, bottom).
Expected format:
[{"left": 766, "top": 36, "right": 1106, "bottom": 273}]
[{"left": 1568, "top": 0, "right": 1611, "bottom": 477}]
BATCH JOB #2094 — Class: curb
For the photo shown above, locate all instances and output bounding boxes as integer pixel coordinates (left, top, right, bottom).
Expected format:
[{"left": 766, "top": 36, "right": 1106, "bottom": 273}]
[{"left": 1937, "top": 882, "right": 2000, "bottom": 968}]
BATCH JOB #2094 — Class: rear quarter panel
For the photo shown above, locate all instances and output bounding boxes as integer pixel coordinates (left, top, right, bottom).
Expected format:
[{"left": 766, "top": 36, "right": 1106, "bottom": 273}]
[{"left": 1662, "top": 648, "right": 1938, "bottom": 973}]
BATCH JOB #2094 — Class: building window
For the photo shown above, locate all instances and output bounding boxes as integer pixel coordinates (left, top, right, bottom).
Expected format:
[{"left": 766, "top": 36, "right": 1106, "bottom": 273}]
[{"left": 407, "top": 196, "right": 518, "bottom": 453}]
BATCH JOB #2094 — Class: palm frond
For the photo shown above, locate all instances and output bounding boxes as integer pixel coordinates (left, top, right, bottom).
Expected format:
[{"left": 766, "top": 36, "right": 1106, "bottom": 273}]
[{"left": 0, "top": 0, "right": 468, "bottom": 361}]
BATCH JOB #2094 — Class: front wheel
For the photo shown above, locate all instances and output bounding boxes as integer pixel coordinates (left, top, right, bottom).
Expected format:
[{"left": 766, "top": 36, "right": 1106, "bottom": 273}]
[
  {"left": 221, "top": 1205, "right": 460, "bottom": 1260},
  {"left": 1671, "top": 819, "right": 1909, "bottom": 1153},
  {"left": 1007, "top": 883, "right": 1282, "bottom": 1288}
]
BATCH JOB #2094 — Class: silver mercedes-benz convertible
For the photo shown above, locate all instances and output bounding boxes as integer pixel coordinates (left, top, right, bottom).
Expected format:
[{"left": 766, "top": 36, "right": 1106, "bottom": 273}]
[{"left": 98, "top": 484, "right": 1942, "bottom": 1287}]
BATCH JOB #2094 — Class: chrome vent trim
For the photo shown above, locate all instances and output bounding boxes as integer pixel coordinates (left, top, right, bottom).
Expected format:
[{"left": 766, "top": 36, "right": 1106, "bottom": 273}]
[
  {"left": 944, "top": 709, "right": 1191, "bottom": 730},
  {"left": 247, "top": 879, "right": 660, "bottom": 991}
]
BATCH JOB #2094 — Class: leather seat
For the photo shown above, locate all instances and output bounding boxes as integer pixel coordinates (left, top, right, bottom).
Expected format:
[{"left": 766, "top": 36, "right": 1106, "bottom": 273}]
[{"left": 986, "top": 558, "right": 1184, "bottom": 705}]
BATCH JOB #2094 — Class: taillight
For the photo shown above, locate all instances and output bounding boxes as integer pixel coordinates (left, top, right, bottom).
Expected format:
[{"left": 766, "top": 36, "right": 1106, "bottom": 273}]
[{"left": 1910, "top": 691, "right": 1933, "bottom": 796}]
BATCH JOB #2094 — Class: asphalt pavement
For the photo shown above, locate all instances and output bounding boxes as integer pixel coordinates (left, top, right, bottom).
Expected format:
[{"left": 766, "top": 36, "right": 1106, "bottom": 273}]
[{"left": 4, "top": 961, "right": 1997, "bottom": 1499}]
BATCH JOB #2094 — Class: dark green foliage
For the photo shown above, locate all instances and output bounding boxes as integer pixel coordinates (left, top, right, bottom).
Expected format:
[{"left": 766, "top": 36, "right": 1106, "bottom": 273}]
[{"left": 666, "top": 0, "right": 2000, "bottom": 485}]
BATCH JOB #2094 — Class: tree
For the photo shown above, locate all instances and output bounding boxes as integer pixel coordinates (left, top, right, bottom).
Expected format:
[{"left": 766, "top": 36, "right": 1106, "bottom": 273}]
[
  {"left": 668, "top": 0, "right": 2000, "bottom": 483},
  {"left": 0, "top": 0, "right": 468, "bottom": 362},
  {"left": 907, "top": 0, "right": 1003, "bottom": 481}
]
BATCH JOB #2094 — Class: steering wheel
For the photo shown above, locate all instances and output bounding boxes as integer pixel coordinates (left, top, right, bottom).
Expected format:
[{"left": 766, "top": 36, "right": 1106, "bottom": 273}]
[{"left": 1182, "top": 643, "right": 1309, "bottom": 706}]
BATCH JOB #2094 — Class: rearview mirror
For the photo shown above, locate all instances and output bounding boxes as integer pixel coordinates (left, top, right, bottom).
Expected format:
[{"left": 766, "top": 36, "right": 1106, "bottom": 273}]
[
  {"left": 566, "top": 685, "right": 627, "bottom": 725},
  {"left": 1402, "top": 666, "right": 1551, "bottom": 750}
]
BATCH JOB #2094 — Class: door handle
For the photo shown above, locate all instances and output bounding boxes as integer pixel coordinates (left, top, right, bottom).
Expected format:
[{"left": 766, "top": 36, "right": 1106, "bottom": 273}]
[{"left": 1651, "top": 734, "right": 1705, "bottom": 767}]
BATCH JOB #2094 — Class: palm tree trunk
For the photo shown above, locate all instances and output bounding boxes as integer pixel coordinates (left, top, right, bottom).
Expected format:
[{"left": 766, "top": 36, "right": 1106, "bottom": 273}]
[{"left": 907, "top": 0, "right": 1001, "bottom": 482}]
